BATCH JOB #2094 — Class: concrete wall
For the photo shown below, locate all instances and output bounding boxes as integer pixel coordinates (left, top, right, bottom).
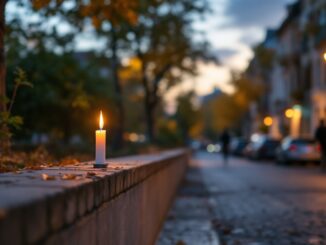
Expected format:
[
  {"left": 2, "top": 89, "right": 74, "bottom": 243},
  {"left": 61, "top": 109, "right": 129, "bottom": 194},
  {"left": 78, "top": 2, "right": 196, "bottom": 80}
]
[{"left": 0, "top": 149, "right": 188, "bottom": 245}]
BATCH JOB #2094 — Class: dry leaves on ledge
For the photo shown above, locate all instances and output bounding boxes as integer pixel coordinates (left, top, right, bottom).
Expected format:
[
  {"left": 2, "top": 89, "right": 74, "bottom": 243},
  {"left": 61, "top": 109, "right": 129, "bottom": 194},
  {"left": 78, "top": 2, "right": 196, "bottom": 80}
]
[
  {"left": 41, "top": 173, "right": 56, "bottom": 181},
  {"left": 61, "top": 173, "right": 77, "bottom": 180},
  {"left": 86, "top": 171, "right": 96, "bottom": 177}
]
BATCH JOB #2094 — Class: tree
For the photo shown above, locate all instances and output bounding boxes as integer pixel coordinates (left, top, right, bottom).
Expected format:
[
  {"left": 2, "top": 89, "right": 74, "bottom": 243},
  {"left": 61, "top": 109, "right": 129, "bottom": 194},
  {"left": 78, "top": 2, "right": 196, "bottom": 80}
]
[
  {"left": 32, "top": 0, "right": 139, "bottom": 150},
  {"left": 0, "top": 0, "right": 139, "bottom": 152},
  {"left": 6, "top": 17, "right": 115, "bottom": 147},
  {"left": 5, "top": 7, "right": 104, "bottom": 143},
  {"left": 0, "top": 0, "right": 6, "bottom": 112},
  {"left": 0, "top": 1, "right": 34, "bottom": 152},
  {"left": 119, "top": 57, "right": 145, "bottom": 134},
  {"left": 32, "top": 0, "right": 138, "bottom": 27},
  {"left": 94, "top": 24, "right": 132, "bottom": 150},
  {"left": 175, "top": 91, "right": 200, "bottom": 144},
  {"left": 128, "top": 0, "right": 212, "bottom": 143}
]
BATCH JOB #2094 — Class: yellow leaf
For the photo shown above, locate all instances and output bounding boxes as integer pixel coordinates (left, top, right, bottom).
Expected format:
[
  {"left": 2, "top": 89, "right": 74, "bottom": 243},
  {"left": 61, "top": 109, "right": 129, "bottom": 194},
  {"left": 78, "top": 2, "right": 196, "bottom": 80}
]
[
  {"left": 61, "top": 173, "right": 77, "bottom": 180},
  {"left": 41, "top": 173, "right": 56, "bottom": 181}
]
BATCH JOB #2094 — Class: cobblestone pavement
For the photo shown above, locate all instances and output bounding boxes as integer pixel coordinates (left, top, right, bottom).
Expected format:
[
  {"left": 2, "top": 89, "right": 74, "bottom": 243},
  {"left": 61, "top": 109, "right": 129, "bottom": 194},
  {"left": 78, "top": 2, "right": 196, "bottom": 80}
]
[
  {"left": 156, "top": 153, "right": 220, "bottom": 245},
  {"left": 157, "top": 152, "right": 326, "bottom": 245}
]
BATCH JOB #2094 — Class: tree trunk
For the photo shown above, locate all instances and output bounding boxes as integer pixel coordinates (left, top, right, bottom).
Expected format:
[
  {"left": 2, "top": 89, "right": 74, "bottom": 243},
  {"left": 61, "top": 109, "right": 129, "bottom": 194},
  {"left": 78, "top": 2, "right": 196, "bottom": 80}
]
[
  {"left": 0, "top": 0, "right": 10, "bottom": 154},
  {"left": 141, "top": 64, "right": 171, "bottom": 144},
  {"left": 144, "top": 89, "right": 155, "bottom": 143},
  {"left": 140, "top": 60, "right": 154, "bottom": 143},
  {"left": 0, "top": 0, "right": 6, "bottom": 112},
  {"left": 111, "top": 28, "right": 124, "bottom": 150}
]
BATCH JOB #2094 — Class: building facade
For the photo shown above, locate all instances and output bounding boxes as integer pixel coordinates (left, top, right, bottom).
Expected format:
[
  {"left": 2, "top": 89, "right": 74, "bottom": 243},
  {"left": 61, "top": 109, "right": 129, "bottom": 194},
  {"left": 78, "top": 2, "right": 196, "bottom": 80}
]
[
  {"left": 247, "top": 0, "right": 326, "bottom": 138},
  {"left": 300, "top": 0, "right": 326, "bottom": 134}
]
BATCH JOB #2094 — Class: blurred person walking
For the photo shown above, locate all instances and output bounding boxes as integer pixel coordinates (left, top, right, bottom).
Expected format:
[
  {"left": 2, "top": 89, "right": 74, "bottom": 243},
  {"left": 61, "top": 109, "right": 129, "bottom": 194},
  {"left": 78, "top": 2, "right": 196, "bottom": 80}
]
[
  {"left": 221, "top": 129, "right": 231, "bottom": 165},
  {"left": 315, "top": 119, "right": 326, "bottom": 171}
]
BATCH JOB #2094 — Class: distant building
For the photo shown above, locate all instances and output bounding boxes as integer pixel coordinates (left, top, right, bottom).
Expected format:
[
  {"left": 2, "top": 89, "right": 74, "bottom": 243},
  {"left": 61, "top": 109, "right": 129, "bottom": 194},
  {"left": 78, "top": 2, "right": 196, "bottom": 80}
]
[
  {"left": 246, "top": 29, "right": 281, "bottom": 138},
  {"left": 199, "top": 87, "right": 222, "bottom": 104},
  {"left": 199, "top": 87, "right": 223, "bottom": 139}
]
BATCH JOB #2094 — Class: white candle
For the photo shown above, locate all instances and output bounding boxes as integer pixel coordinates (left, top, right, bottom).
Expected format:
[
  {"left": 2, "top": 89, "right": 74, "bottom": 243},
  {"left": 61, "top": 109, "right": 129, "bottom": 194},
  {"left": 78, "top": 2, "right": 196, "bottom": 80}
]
[{"left": 95, "top": 111, "right": 107, "bottom": 168}]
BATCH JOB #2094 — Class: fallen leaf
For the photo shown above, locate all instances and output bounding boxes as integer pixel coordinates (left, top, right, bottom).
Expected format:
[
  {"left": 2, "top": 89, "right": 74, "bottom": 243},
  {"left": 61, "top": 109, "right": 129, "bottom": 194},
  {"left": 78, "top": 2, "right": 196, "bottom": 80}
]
[
  {"left": 61, "top": 174, "right": 77, "bottom": 180},
  {"left": 28, "top": 166, "right": 43, "bottom": 170},
  {"left": 41, "top": 173, "right": 56, "bottom": 180},
  {"left": 59, "top": 158, "right": 80, "bottom": 166},
  {"left": 86, "top": 172, "right": 96, "bottom": 177}
]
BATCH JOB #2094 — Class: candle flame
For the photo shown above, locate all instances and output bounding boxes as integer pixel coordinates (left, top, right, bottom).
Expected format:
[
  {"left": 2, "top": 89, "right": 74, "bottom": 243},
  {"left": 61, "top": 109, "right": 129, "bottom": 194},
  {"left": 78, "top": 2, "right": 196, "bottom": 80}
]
[{"left": 99, "top": 111, "right": 104, "bottom": 129}]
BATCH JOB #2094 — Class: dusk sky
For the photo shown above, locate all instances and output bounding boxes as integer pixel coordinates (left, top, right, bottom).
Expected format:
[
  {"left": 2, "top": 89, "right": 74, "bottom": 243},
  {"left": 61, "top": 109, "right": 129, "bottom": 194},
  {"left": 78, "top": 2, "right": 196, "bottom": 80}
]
[{"left": 165, "top": 0, "right": 295, "bottom": 111}]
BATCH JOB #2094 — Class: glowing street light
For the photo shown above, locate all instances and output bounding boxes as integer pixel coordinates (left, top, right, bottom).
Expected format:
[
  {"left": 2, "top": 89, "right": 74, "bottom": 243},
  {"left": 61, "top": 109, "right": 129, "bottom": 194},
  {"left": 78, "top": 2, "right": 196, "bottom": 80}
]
[
  {"left": 263, "top": 116, "right": 273, "bottom": 127},
  {"left": 290, "top": 105, "right": 302, "bottom": 138},
  {"left": 285, "top": 108, "right": 294, "bottom": 118},
  {"left": 323, "top": 52, "right": 326, "bottom": 62}
]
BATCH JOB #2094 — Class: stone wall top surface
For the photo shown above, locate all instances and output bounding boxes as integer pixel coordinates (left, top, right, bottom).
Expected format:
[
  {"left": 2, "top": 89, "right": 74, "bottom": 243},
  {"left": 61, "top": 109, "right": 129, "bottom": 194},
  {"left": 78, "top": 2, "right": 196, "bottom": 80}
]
[{"left": 0, "top": 149, "right": 186, "bottom": 211}]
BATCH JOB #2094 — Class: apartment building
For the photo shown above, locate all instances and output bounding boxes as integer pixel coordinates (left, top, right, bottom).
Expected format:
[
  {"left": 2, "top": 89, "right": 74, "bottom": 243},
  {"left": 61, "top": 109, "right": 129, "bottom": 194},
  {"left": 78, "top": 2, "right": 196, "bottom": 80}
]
[
  {"left": 246, "top": 0, "right": 326, "bottom": 138},
  {"left": 300, "top": 0, "right": 326, "bottom": 134}
]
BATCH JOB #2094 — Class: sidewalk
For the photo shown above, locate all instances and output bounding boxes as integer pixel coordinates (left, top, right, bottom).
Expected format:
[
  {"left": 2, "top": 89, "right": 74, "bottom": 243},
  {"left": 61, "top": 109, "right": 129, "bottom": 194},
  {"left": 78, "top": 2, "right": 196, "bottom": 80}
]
[{"left": 156, "top": 153, "right": 220, "bottom": 245}]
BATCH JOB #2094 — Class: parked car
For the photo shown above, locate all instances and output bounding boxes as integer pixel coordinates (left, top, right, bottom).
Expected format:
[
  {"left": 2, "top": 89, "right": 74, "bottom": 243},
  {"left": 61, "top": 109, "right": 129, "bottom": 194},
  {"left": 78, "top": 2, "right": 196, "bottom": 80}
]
[
  {"left": 245, "top": 135, "right": 280, "bottom": 160},
  {"left": 276, "top": 137, "right": 321, "bottom": 164},
  {"left": 230, "top": 138, "right": 248, "bottom": 156},
  {"left": 190, "top": 140, "right": 201, "bottom": 151}
]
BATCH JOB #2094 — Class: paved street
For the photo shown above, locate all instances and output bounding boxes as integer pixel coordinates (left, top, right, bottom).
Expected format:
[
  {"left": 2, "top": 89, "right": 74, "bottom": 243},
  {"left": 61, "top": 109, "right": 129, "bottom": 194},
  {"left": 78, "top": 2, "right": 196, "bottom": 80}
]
[{"left": 157, "top": 151, "right": 326, "bottom": 245}]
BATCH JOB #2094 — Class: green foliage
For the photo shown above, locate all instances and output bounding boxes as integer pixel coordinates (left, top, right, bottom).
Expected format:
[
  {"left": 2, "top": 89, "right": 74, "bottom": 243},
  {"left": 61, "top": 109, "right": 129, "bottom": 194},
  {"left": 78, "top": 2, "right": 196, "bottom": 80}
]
[
  {"left": 175, "top": 91, "right": 201, "bottom": 143},
  {"left": 0, "top": 67, "right": 32, "bottom": 152},
  {"left": 14, "top": 68, "right": 33, "bottom": 88},
  {"left": 8, "top": 68, "right": 33, "bottom": 113},
  {"left": 156, "top": 119, "right": 182, "bottom": 147},
  {"left": 7, "top": 51, "right": 114, "bottom": 144},
  {"left": 253, "top": 45, "right": 275, "bottom": 71},
  {"left": 7, "top": 115, "right": 23, "bottom": 129}
]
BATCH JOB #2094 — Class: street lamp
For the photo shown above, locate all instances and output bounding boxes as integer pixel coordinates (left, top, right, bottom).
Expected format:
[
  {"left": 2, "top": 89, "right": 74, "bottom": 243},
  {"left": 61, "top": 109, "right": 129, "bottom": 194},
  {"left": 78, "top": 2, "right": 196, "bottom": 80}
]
[
  {"left": 289, "top": 105, "right": 302, "bottom": 138},
  {"left": 323, "top": 52, "right": 326, "bottom": 62},
  {"left": 263, "top": 116, "right": 273, "bottom": 127},
  {"left": 285, "top": 108, "right": 294, "bottom": 119}
]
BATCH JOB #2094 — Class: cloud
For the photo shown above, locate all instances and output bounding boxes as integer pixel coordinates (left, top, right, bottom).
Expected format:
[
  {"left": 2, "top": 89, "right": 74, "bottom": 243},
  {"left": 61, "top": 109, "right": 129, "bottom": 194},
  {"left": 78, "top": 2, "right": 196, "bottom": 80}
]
[
  {"left": 222, "top": 0, "right": 295, "bottom": 29},
  {"left": 239, "top": 32, "right": 261, "bottom": 46},
  {"left": 237, "top": 27, "right": 265, "bottom": 46}
]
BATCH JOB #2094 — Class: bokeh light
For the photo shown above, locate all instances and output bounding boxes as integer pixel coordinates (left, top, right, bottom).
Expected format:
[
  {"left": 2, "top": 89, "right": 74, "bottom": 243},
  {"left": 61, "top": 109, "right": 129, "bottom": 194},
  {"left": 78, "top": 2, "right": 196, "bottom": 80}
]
[
  {"left": 285, "top": 108, "right": 294, "bottom": 118},
  {"left": 263, "top": 116, "right": 273, "bottom": 127}
]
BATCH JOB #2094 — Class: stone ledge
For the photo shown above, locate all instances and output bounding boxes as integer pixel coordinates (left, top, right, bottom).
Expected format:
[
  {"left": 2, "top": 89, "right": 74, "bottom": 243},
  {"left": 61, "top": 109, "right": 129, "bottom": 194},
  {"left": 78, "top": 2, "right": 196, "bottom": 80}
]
[{"left": 0, "top": 149, "right": 189, "bottom": 245}]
